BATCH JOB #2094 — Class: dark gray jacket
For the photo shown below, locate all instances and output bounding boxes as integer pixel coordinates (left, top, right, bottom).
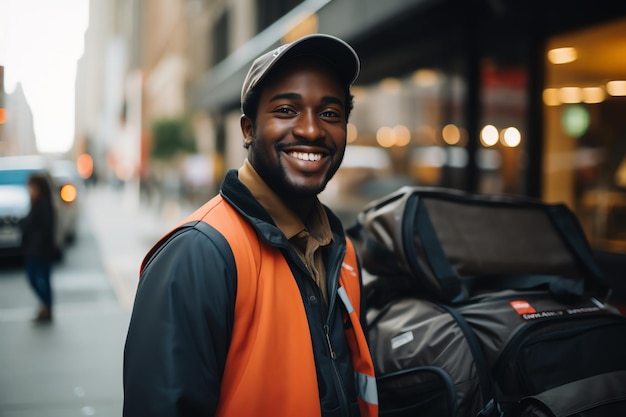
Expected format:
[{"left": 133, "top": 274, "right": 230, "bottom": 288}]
[{"left": 123, "top": 170, "right": 367, "bottom": 417}]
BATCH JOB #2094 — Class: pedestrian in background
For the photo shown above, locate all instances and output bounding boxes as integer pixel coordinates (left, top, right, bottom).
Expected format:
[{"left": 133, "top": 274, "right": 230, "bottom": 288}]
[
  {"left": 123, "top": 34, "right": 378, "bottom": 417},
  {"left": 22, "top": 173, "right": 56, "bottom": 323}
]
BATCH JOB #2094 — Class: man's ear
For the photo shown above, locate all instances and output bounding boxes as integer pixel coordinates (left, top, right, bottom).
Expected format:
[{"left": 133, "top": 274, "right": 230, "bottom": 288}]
[{"left": 240, "top": 114, "right": 253, "bottom": 147}]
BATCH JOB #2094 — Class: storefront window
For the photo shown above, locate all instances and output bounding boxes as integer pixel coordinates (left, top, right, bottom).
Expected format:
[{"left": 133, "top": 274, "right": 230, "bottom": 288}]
[
  {"left": 478, "top": 61, "right": 528, "bottom": 195},
  {"left": 320, "top": 67, "right": 471, "bottom": 224},
  {"left": 543, "top": 17, "right": 626, "bottom": 253}
]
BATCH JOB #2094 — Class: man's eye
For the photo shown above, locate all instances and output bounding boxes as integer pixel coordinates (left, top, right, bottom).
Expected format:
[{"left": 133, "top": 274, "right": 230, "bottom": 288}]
[
  {"left": 321, "top": 110, "right": 341, "bottom": 118},
  {"left": 275, "top": 107, "right": 294, "bottom": 114}
]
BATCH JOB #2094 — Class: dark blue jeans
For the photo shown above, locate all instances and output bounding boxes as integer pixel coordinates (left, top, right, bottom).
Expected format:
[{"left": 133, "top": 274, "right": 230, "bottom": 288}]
[{"left": 24, "top": 257, "right": 53, "bottom": 309}]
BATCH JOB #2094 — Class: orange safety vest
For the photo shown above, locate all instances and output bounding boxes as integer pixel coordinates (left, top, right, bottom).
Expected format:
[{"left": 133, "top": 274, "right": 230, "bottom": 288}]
[{"left": 181, "top": 194, "right": 379, "bottom": 417}]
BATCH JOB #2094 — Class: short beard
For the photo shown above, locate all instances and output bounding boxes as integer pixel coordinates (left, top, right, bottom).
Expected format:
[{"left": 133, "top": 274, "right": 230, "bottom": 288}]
[{"left": 248, "top": 126, "right": 344, "bottom": 201}]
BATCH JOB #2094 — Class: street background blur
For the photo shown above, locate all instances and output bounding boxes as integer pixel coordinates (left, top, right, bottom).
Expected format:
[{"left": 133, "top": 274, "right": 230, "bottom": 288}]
[
  {"left": 0, "top": 184, "right": 192, "bottom": 416},
  {"left": 2, "top": 0, "right": 626, "bottom": 416},
  {"left": 3, "top": 0, "right": 626, "bottom": 240}
]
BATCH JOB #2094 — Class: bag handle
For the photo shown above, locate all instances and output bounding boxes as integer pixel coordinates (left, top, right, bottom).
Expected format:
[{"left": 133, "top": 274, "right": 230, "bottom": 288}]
[
  {"left": 465, "top": 274, "right": 584, "bottom": 301},
  {"left": 546, "top": 204, "right": 609, "bottom": 295},
  {"left": 403, "top": 195, "right": 465, "bottom": 303},
  {"left": 520, "top": 370, "right": 626, "bottom": 416}
]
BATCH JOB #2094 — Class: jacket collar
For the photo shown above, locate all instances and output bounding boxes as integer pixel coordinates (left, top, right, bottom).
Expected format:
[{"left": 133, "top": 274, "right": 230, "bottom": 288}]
[{"left": 220, "top": 168, "right": 346, "bottom": 247}]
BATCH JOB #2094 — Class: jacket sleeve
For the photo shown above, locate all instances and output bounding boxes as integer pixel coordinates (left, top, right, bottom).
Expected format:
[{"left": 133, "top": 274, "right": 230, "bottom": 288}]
[{"left": 123, "top": 225, "right": 237, "bottom": 417}]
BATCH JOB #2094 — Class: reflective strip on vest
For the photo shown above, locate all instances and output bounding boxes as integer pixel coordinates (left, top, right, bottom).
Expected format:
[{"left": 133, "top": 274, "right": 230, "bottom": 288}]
[
  {"left": 337, "top": 286, "right": 354, "bottom": 314},
  {"left": 338, "top": 286, "right": 378, "bottom": 407},
  {"left": 357, "top": 371, "right": 379, "bottom": 406}
]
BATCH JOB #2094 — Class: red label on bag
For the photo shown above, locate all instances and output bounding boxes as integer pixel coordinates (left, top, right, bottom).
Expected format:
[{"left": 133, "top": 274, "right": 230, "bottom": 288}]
[{"left": 510, "top": 300, "right": 536, "bottom": 315}]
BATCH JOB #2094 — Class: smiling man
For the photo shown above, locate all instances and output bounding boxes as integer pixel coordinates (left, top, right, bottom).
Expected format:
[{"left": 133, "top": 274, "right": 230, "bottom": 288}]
[{"left": 123, "top": 34, "right": 378, "bottom": 417}]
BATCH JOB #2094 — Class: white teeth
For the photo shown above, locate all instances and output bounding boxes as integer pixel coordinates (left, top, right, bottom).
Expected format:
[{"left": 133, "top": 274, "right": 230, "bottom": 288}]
[{"left": 289, "top": 152, "right": 322, "bottom": 161}]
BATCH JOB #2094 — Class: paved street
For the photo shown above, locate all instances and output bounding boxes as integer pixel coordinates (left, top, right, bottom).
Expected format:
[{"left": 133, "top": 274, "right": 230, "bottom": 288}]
[{"left": 0, "top": 184, "right": 192, "bottom": 417}]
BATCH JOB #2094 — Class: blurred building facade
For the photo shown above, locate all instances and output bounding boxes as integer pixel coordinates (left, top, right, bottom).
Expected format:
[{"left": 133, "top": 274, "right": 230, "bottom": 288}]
[
  {"left": 0, "top": 65, "right": 37, "bottom": 156},
  {"left": 0, "top": 82, "right": 37, "bottom": 156},
  {"left": 74, "top": 0, "right": 626, "bottom": 262}
]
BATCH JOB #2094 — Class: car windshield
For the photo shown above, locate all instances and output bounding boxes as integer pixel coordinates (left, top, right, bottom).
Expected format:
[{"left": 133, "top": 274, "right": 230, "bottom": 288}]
[{"left": 0, "top": 169, "right": 42, "bottom": 186}]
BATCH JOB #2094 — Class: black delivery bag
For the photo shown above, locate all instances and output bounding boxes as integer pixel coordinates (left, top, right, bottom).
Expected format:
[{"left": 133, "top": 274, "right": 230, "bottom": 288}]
[
  {"left": 347, "top": 186, "right": 626, "bottom": 417},
  {"left": 349, "top": 186, "right": 608, "bottom": 303}
]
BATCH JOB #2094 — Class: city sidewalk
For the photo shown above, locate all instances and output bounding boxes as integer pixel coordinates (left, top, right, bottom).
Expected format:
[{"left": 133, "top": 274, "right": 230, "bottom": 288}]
[
  {"left": 0, "top": 184, "right": 193, "bottom": 417},
  {"left": 86, "top": 184, "right": 193, "bottom": 310}
]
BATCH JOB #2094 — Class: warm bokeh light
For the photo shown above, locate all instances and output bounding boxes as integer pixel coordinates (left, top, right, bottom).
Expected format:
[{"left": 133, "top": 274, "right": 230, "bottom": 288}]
[
  {"left": 76, "top": 153, "right": 94, "bottom": 179},
  {"left": 442, "top": 124, "right": 461, "bottom": 145},
  {"left": 502, "top": 127, "right": 522, "bottom": 147},
  {"left": 607, "top": 80, "right": 626, "bottom": 96},
  {"left": 559, "top": 87, "right": 583, "bottom": 103},
  {"left": 545, "top": 86, "right": 606, "bottom": 105},
  {"left": 0, "top": 108, "right": 5, "bottom": 124},
  {"left": 547, "top": 47, "right": 578, "bottom": 64},
  {"left": 393, "top": 125, "right": 411, "bottom": 147},
  {"left": 543, "top": 88, "right": 561, "bottom": 106},
  {"left": 374, "top": 125, "right": 412, "bottom": 147},
  {"left": 582, "top": 87, "right": 605, "bottom": 104},
  {"left": 376, "top": 126, "right": 395, "bottom": 148},
  {"left": 59, "top": 183, "right": 78, "bottom": 203},
  {"left": 480, "top": 125, "right": 499, "bottom": 147}
]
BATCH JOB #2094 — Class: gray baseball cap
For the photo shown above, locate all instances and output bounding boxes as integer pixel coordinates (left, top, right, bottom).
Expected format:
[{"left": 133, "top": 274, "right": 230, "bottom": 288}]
[{"left": 240, "top": 34, "right": 360, "bottom": 111}]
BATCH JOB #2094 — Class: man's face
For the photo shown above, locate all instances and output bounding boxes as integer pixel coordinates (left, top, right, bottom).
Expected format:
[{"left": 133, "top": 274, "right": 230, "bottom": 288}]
[{"left": 242, "top": 57, "right": 347, "bottom": 199}]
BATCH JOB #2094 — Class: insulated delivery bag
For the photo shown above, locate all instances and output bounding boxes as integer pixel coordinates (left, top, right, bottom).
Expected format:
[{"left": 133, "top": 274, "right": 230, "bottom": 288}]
[{"left": 347, "top": 186, "right": 626, "bottom": 417}]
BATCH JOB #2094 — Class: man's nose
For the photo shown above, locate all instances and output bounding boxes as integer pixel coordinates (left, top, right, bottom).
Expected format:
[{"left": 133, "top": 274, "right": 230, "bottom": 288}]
[{"left": 293, "top": 110, "right": 323, "bottom": 140}]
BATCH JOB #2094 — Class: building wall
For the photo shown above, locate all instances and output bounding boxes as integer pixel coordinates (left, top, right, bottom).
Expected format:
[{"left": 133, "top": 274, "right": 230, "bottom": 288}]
[{"left": 1, "top": 84, "right": 37, "bottom": 155}]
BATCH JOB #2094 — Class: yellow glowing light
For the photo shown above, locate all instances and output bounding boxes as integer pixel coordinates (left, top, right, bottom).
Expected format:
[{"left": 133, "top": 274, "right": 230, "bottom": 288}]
[
  {"left": 607, "top": 80, "right": 626, "bottom": 96},
  {"left": 547, "top": 47, "right": 578, "bottom": 64},
  {"left": 60, "top": 184, "right": 77, "bottom": 203},
  {"left": 442, "top": 124, "right": 461, "bottom": 145},
  {"left": 480, "top": 125, "right": 499, "bottom": 147},
  {"left": 582, "top": 87, "right": 605, "bottom": 104},
  {"left": 394, "top": 125, "right": 411, "bottom": 147},
  {"left": 502, "top": 127, "right": 521, "bottom": 147},
  {"left": 559, "top": 87, "right": 582, "bottom": 104},
  {"left": 543, "top": 88, "right": 561, "bottom": 106},
  {"left": 376, "top": 126, "right": 395, "bottom": 148}
]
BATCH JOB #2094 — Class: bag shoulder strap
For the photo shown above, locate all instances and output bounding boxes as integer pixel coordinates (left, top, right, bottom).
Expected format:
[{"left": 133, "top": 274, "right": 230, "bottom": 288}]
[{"left": 404, "top": 195, "right": 465, "bottom": 302}]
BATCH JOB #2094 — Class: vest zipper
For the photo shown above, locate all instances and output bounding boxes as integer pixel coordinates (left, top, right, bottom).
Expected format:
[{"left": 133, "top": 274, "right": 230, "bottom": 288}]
[
  {"left": 324, "top": 324, "right": 337, "bottom": 359},
  {"left": 284, "top": 240, "right": 351, "bottom": 415},
  {"left": 325, "top": 249, "right": 351, "bottom": 416}
]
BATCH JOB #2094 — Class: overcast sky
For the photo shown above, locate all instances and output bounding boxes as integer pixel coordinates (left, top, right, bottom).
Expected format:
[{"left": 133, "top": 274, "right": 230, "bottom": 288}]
[{"left": 0, "top": 0, "right": 89, "bottom": 154}]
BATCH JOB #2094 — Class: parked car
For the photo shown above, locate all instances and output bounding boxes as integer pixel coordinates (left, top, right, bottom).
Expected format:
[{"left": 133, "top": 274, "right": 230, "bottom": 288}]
[{"left": 0, "top": 155, "right": 75, "bottom": 261}]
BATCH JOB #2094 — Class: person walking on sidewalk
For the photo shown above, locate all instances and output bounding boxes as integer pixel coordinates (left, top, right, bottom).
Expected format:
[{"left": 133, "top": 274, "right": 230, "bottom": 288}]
[
  {"left": 21, "top": 173, "right": 56, "bottom": 323},
  {"left": 123, "top": 34, "right": 378, "bottom": 417}
]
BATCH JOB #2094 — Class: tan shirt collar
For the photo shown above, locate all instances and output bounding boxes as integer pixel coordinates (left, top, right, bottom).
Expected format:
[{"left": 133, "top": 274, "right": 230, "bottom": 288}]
[{"left": 238, "top": 159, "right": 332, "bottom": 245}]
